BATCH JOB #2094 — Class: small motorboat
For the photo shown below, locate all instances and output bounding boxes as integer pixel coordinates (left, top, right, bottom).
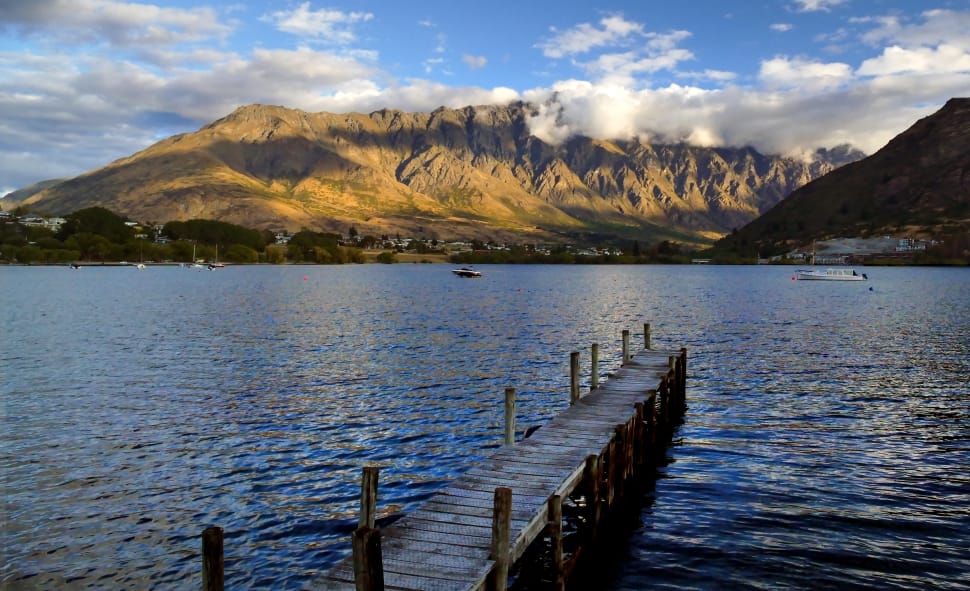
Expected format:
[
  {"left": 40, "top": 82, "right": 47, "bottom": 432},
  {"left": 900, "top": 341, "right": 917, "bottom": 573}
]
[
  {"left": 794, "top": 268, "right": 867, "bottom": 281},
  {"left": 452, "top": 267, "right": 482, "bottom": 278}
]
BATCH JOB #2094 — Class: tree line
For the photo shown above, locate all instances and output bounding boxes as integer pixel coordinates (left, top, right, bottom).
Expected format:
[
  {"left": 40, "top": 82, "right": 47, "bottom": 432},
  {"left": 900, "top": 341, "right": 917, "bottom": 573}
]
[
  {"left": 0, "top": 207, "right": 366, "bottom": 264},
  {"left": 0, "top": 205, "right": 704, "bottom": 266}
]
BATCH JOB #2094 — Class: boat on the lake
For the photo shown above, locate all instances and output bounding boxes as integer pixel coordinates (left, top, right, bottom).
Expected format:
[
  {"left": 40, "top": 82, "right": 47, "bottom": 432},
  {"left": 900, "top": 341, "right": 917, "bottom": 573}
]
[
  {"left": 451, "top": 267, "right": 482, "bottom": 278},
  {"left": 794, "top": 268, "right": 867, "bottom": 281}
]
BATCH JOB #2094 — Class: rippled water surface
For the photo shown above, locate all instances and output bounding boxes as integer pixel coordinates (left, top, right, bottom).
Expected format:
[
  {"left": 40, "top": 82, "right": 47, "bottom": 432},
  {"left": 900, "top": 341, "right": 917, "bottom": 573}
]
[{"left": 2, "top": 265, "right": 968, "bottom": 589}]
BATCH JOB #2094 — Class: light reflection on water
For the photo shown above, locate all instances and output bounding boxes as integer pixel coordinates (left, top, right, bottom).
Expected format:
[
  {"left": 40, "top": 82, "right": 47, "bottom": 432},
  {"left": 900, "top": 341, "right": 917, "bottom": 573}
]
[{"left": 2, "top": 265, "right": 968, "bottom": 589}]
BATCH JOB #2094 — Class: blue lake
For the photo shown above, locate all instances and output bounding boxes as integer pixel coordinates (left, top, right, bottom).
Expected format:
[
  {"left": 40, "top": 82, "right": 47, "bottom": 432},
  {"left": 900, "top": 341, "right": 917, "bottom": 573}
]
[{"left": 2, "top": 264, "right": 968, "bottom": 589}]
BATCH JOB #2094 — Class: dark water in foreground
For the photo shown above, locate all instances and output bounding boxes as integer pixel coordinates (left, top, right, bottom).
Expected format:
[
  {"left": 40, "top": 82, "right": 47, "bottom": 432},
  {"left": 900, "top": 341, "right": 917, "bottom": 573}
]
[{"left": 2, "top": 265, "right": 968, "bottom": 590}]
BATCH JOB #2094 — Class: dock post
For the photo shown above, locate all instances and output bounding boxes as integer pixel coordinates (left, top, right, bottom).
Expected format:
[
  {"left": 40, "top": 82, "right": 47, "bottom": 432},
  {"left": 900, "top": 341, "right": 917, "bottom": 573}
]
[
  {"left": 548, "top": 495, "right": 565, "bottom": 591},
  {"left": 584, "top": 455, "right": 602, "bottom": 543},
  {"left": 622, "top": 330, "right": 631, "bottom": 365},
  {"left": 658, "top": 377, "right": 669, "bottom": 434},
  {"left": 590, "top": 343, "right": 599, "bottom": 390},
  {"left": 489, "top": 487, "right": 513, "bottom": 591},
  {"left": 352, "top": 527, "right": 384, "bottom": 591},
  {"left": 202, "top": 526, "right": 224, "bottom": 591},
  {"left": 569, "top": 351, "right": 580, "bottom": 405},
  {"left": 360, "top": 467, "right": 379, "bottom": 529},
  {"left": 614, "top": 424, "right": 628, "bottom": 498},
  {"left": 605, "top": 438, "right": 618, "bottom": 509},
  {"left": 644, "top": 323, "right": 651, "bottom": 349},
  {"left": 646, "top": 391, "right": 657, "bottom": 448},
  {"left": 680, "top": 348, "right": 688, "bottom": 401},
  {"left": 353, "top": 468, "right": 384, "bottom": 589},
  {"left": 633, "top": 402, "right": 645, "bottom": 472},
  {"left": 504, "top": 388, "right": 516, "bottom": 446}
]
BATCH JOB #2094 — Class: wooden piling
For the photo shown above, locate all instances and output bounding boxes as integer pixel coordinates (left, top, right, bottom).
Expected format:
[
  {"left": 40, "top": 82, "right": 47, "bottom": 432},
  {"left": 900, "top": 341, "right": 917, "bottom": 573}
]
[
  {"left": 605, "top": 438, "right": 617, "bottom": 508},
  {"left": 202, "top": 526, "right": 224, "bottom": 591},
  {"left": 569, "top": 351, "right": 580, "bottom": 405},
  {"left": 644, "top": 323, "right": 651, "bottom": 349},
  {"left": 680, "top": 347, "right": 687, "bottom": 402},
  {"left": 583, "top": 454, "right": 602, "bottom": 544},
  {"left": 359, "top": 467, "right": 379, "bottom": 530},
  {"left": 658, "top": 376, "right": 669, "bottom": 433},
  {"left": 622, "top": 330, "right": 631, "bottom": 365},
  {"left": 352, "top": 527, "right": 384, "bottom": 591},
  {"left": 590, "top": 343, "right": 599, "bottom": 390},
  {"left": 645, "top": 390, "right": 657, "bottom": 447},
  {"left": 633, "top": 401, "right": 645, "bottom": 469},
  {"left": 489, "top": 487, "right": 513, "bottom": 591},
  {"left": 504, "top": 387, "right": 516, "bottom": 446},
  {"left": 614, "top": 424, "right": 627, "bottom": 498},
  {"left": 548, "top": 495, "right": 565, "bottom": 591}
]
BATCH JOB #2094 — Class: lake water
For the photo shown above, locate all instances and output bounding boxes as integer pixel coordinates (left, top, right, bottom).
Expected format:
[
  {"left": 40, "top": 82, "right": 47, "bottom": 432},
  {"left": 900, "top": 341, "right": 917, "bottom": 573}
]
[{"left": 2, "top": 264, "right": 968, "bottom": 590}]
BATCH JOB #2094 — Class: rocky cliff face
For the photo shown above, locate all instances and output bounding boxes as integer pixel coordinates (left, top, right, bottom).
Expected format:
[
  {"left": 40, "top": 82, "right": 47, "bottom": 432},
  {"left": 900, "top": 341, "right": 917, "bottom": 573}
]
[
  {"left": 714, "top": 97, "right": 970, "bottom": 255},
  {"left": 24, "top": 102, "right": 861, "bottom": 243}
]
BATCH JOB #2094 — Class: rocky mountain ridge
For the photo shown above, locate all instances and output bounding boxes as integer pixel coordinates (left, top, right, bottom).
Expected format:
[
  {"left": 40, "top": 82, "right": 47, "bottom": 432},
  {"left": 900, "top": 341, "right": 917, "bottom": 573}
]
[
  {"left": 20, "top": 102, "right": 863, "bottom": 243},
  {"left": 714, "top": 97, "right": 970, "bottom": 256}
]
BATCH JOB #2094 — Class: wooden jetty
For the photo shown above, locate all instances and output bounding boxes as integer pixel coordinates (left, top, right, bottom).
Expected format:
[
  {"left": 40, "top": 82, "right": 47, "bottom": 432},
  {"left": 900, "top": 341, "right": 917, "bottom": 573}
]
[{"left": 304, "top": 324, "right": 688, "bottom": 591}]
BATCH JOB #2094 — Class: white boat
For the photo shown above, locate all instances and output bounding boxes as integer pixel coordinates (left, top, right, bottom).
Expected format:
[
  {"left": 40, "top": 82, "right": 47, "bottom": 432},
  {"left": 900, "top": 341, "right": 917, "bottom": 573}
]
[
  {"left": 451, "top": 267, "right": 482, "bottom": 278},
  {"left": 794, "top": 268, "right": 867, "bottom": 281}
]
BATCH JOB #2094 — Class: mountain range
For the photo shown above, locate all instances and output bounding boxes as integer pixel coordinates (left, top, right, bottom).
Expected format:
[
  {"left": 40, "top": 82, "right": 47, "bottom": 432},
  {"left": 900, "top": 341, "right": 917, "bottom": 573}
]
[
  {"left": 713, "top": 97, "right": 970, "bottom": 257},
  {"left": 13, "top": 102, "right": 863, "bottom": 244}
]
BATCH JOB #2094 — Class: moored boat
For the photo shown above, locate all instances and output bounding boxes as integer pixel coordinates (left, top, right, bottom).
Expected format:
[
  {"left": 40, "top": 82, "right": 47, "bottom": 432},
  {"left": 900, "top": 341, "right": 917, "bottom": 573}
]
[
  {"left": 794, "top": 268, "right": 867, "bottom": 281},
  {"left": 451, "top": 267, "right": 482, "bottom": 278}
]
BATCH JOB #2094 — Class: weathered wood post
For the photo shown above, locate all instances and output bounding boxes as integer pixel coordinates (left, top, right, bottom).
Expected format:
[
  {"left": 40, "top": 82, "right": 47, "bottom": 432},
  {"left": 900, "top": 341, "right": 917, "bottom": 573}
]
[
  {"left": 354, "top": 467, "right": 384, "bottom": 591},
  {"left": 622, "top": 330, "right": 631, "bottom": 365},
  {"left": 633, "top": 401, "right": 645, "bottom": 472},
  {"left": 584, "top": 455, "right": 602, "bottom": 544},
  {"left": 590, "top": 343, "right": 599, "bottom": 390},
  {"left": 504, "top": 387, "right": 516, "bottom": 446},
  {"left": 645, "top": 390, "right": 658, "bottom": 449},
  {"left": 658, "top": 376, "right": 669, "bottom": 434},
  {"left": 548, "top": 495, "right": 565, "bottom": 591},
  {"left": 644, "top": 323, "right": 651, "bottom": 349},
  {"left": 352, "top": 527, "right": 384, "bottom": 591},
  {"left": 202, "top": 526, "right": 224, "bottom": 591},
  {"left": 360, "top": 467, "right": 379, "bottom": 529},
  {"left": 614, "top": 424, "right": 627, "bottom": 498},
  {"left": 605, "top": 438, "right": 618, "bottom": 509},
  {"left": 569, "top": 351, "right": 580, "bottom": 405},
  {"left": 489, "top": 487, "right": 513, "bottom": 591},
  {"left": 669, "top": 356, "right": 678, "bottom": 416},
  {"left": 680, "top": 347, "right": 688, "bottom": 401}
]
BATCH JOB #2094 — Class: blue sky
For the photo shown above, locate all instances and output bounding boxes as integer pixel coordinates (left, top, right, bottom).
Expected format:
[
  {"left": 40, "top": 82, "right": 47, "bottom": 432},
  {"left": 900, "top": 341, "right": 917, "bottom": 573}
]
[{"left": 1, "top": 0, "right": 968, "bottom": 197}]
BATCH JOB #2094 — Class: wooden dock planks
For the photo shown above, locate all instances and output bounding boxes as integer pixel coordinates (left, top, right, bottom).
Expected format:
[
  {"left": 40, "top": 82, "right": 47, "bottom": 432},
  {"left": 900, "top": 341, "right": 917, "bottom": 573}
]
[{"left": 314, "top": 346, "right": 685, "bottom": 591}]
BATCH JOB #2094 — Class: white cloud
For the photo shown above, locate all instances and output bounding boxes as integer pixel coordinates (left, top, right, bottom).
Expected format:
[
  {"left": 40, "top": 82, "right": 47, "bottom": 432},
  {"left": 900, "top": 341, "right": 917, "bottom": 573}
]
[
  {"left": 463, "top": 55, "right": 487, "bottom": 69},
  {"left": 791, "top": 0, "right": 847, "bottom": 13},
  {"left": 857, "top": 44, "right": 970, "bottom": 76},
  {"left": 770, "top": 23, "right": 793, "bottom": 33},
  {"left": 0, "top": 0, "right": 231, "bottom": 49},
  {"left": 423, "top": 57, "right": 444, "bottom": 74},
  {"left": 536, "top": 14, "right": 644, "bottom": 58},
  {"left": 700, "top": 69, "right": 737, "bottom": 82},
  {"left": 759, "top": 56, "right": 853, "bottom": 90},
  {"left": 261, "top": 2, "right": 373, "bottom": 44},
  {"left": 521, "top": 80, "right": 947, "bottom": 159},
  {"left": 858, "top": 9, "right": 970, "bottom": 51},
  {"left": 582, "top": 49, "right": 696, "bottom": 86}
]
